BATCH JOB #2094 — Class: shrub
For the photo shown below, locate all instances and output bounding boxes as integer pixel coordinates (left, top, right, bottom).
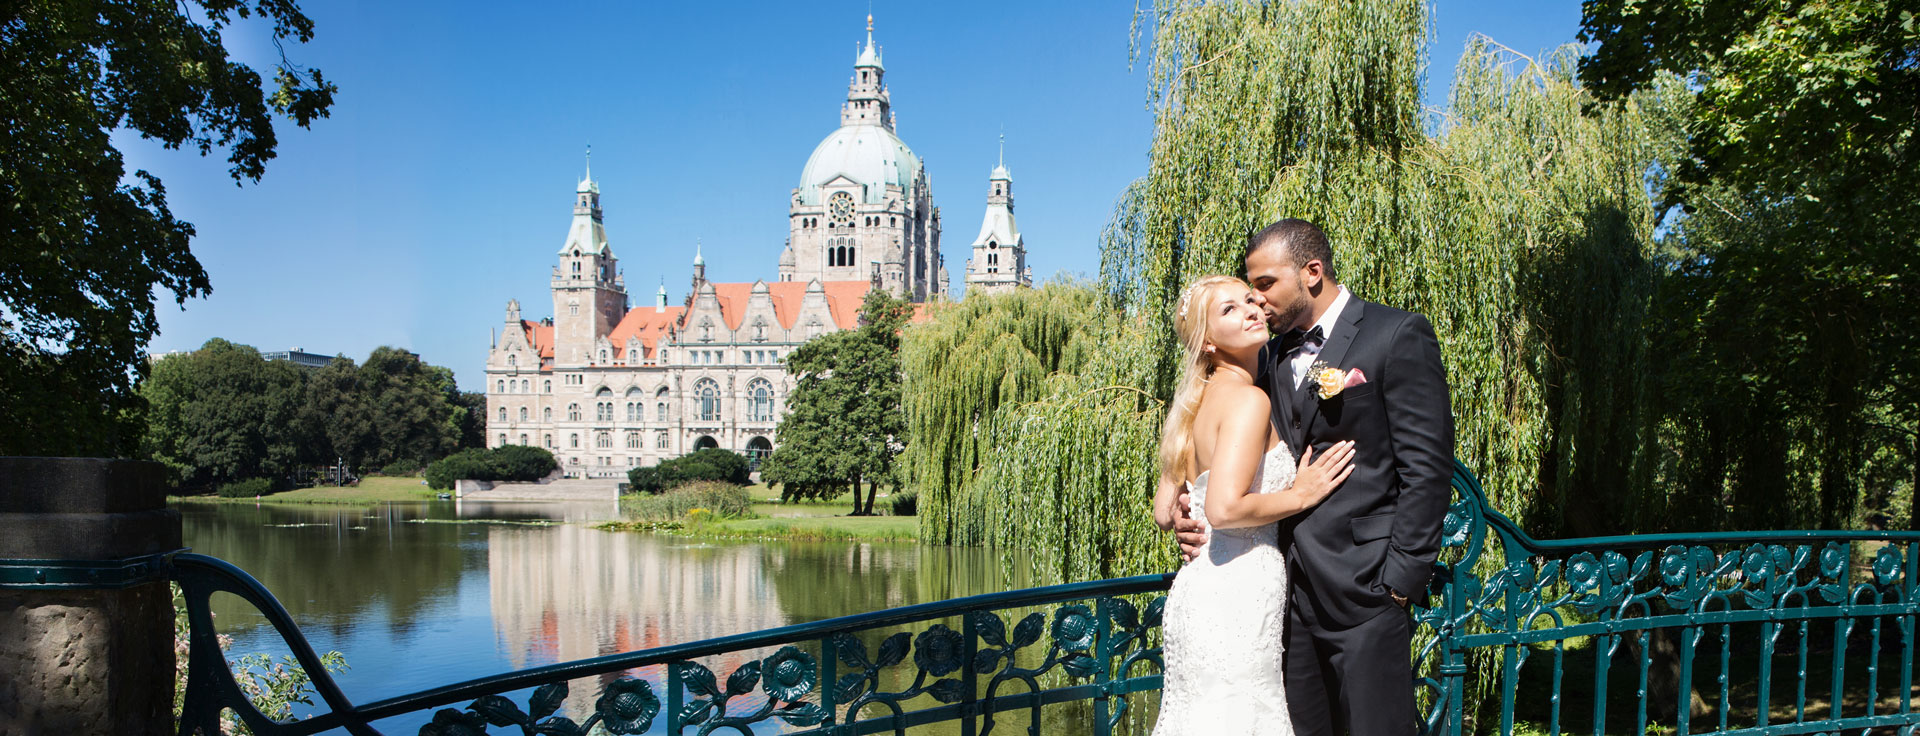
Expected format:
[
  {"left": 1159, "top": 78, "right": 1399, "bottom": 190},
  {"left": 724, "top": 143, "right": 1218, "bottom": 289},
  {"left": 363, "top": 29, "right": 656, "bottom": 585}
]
[
  {"left": 377, "top": 459, "right": 421, "bottom": 476},
  {"left": 216, "top": 477, "right": 273, "bottom": 498},
  {"left": 620, "top": 481, "right": 753, "bottom": 521},
  {"left": 421, "top": 446, "right": 556, "bottom": 490},
  {"left": 626, "top": 466, "right": 665, "bottom": 495},
  {"left": 489, "top": 445, "right": 558, "bottom": 481},
  {"left": 888, "top": 490, "right": 917, "bottom": 516},
  {"left": 661, "top": 448, "right": 752, "bottom": 486}
]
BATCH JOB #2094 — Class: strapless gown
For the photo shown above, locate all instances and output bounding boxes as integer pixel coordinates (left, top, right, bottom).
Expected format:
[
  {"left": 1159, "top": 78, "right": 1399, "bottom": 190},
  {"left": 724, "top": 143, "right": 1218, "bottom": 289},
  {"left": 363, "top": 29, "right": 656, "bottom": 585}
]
[{"left": 1152, "top": 442, "right": 1297, "bottom": 736}]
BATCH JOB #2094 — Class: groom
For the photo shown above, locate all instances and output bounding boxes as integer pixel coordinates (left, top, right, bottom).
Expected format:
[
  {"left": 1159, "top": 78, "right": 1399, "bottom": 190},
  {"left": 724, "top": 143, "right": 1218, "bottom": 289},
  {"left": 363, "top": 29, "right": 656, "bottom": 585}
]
[{"left": 1171, "top": 218, "right": 1454, "bottom": 736}]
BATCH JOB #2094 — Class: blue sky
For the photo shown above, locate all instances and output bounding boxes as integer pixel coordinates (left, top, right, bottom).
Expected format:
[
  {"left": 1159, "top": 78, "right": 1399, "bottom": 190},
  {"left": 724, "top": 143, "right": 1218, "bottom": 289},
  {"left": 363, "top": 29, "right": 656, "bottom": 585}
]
[{"left": 133, "top": 1, "right": 1582, "bottom": 390}]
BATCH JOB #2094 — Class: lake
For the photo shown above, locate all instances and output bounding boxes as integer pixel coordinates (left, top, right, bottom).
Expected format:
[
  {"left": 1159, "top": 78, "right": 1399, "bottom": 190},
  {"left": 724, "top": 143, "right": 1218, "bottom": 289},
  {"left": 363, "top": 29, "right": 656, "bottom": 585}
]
[{"left": 179, "top": 499, "right": 1034, "bottom": 734}]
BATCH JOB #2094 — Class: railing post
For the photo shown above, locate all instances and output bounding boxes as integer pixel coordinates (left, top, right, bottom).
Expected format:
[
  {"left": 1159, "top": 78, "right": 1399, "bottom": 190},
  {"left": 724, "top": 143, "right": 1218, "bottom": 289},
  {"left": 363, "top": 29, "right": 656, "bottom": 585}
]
[{"left": 0, "top": 457, "right": 178, "bottom": 735}]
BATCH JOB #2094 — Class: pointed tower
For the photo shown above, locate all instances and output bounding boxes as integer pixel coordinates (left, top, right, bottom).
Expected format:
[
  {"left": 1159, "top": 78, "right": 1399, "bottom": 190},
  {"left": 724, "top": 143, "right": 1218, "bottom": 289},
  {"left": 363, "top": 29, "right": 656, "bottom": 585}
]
[
  {"left": 842, "top": 15, "right": 891, "bottom": 129},
  {"left": 552, "top": 151, "right": 629, "bottom": 367},
  {"left": 965, "top": 137, "right": 1030, "bottom": 296},
  {"left": 786, "top": 15, "right": 941, "bottom": 301}
]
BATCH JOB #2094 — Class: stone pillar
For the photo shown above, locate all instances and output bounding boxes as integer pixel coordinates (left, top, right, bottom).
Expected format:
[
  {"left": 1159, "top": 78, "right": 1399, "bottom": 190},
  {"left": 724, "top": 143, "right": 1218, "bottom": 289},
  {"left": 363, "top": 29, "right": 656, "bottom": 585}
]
[{"left": 0, "top": 458, "right": 179, "bottom": 735}]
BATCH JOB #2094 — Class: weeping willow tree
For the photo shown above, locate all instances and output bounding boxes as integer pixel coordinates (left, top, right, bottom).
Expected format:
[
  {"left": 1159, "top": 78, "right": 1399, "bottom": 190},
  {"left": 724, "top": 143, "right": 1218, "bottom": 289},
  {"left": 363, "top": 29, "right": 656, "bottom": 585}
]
[{"left": 906, "top": 0, "right": 1688, "bottom": 583}]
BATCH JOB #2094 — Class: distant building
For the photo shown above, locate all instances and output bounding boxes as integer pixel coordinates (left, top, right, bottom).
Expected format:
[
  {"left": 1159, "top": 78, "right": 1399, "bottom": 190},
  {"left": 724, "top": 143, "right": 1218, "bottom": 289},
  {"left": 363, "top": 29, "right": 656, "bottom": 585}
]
[
  {"left": 261, "top": 348, "right": 335, "bottom": 369},
  {"left": 483, "top": 17, "right": 1031, "bottom": 478}
]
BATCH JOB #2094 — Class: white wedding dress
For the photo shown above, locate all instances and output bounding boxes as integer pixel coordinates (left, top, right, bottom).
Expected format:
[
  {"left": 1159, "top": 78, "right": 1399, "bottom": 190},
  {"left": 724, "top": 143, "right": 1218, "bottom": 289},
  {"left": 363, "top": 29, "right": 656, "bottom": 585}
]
[{"left": 1153, "top": 442, "right": 1296, "bottom": 736}]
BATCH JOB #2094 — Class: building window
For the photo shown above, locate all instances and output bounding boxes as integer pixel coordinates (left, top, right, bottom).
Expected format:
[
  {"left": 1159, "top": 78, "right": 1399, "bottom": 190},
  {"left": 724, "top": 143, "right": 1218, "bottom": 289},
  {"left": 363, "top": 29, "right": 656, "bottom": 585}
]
[
  {"left": 519, "top": 407, "right": 528, "bottom": 422},
  {"left": 695, "top": 378, "right": 720, "bottom": 422},
  {"left": 496, "top": 380, "right": 505, "bottom": 393},
  {"left": 498, "top": 433, "right": 507, "bottom": 446},
  {"left": 518, "top": 433, "right": 528, "bottom": 445},
  {"left": 572, "top": 261, "right": 581, "bottom": 274},
  {"left": 568, "top": 404, "right": 581, "bottom": 421},
  {"left": 544, "top": 407, "right": 552, "bottom": 422},
  {"left": 521, "top": 379, "right": 529, "bottom": 392},
  {"left": 596, "top": 432, "right": 611, "bottom": 449},
  {"left": 498, "top": 407, "right": 507, "bottom": 422},
  {"left": 749, "top": 379, "right": 774, "bottom": 422},
  {"left": 544, "top": 380, "right": 552, "bottom": 393},
  {"left": 626, "top": 432, "right": 640, "bottom": 449},
  {"left": 544, "top": 433, "right": 553, "bottom": 448},
  {"left": 570, "top": 433, "right": 579, "bottom": 448},
  {"left": 655, "top": 431, "right": 668, "bottom": 449},
  {"left": 656, "top": 402, "right": 667, "bottom": 422}
]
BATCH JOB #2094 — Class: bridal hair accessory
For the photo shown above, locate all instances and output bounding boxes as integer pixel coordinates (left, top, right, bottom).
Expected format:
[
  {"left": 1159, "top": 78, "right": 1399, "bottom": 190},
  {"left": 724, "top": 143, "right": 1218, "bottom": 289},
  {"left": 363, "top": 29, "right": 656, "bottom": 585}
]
[
  {"left": 1310, "top": 362, "right": 1367, "bottom": 400},
  {"left": 1177, "top": 285, "right": 1200, "bottom": 321}
]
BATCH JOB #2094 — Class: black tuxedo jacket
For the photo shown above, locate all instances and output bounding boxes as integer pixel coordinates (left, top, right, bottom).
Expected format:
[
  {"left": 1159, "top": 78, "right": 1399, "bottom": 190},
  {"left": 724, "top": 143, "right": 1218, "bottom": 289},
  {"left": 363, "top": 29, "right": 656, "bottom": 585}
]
[{"left": 1263, "top": 297, "right": 1454, "bottom": 628}]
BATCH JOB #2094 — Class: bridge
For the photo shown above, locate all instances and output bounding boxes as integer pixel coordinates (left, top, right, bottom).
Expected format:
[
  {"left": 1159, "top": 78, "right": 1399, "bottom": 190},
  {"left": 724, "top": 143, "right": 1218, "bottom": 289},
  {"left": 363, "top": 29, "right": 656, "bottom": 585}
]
[{"left": 2, "top": 457, "right": 1916, "bottom": 735}]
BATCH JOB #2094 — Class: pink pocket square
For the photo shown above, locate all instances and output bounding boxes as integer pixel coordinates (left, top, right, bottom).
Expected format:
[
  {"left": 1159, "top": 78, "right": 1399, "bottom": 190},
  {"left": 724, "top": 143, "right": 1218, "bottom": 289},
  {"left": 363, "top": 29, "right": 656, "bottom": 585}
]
[{"left": 1343, "top": 368, "right": 1368, "bottom": 388}]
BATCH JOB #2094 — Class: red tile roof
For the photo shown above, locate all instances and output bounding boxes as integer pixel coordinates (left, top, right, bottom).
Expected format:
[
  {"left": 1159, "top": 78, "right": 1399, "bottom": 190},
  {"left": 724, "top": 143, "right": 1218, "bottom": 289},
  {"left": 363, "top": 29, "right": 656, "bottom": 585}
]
[{"left": 519, "top": 281, "right": 935, "bottom": 365}]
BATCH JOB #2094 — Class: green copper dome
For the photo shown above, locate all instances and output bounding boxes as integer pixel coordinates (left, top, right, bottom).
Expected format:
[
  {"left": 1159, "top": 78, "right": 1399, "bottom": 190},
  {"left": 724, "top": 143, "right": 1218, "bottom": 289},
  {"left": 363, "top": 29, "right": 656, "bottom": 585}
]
[{"left": 796, "top": 123, "right": 922, "bottom": 206}]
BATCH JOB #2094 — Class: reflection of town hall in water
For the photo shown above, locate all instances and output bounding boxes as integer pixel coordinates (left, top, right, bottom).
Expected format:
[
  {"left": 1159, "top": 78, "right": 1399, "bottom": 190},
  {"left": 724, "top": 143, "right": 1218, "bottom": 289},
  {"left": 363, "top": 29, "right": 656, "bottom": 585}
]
[{"left": 485, "top": 21, "right": 1030, "bottom": 477}]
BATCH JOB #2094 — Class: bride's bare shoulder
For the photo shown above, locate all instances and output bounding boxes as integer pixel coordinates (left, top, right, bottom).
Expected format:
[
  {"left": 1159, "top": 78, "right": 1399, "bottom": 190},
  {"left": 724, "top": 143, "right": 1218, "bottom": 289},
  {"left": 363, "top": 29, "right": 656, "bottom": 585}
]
[{"left": 1201, "top": 382, "right": 1271, "bottom": 418}]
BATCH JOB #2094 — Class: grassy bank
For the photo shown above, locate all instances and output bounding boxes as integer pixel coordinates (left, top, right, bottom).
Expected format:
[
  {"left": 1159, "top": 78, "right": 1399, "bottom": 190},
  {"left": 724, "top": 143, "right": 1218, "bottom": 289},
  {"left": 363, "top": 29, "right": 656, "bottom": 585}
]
[
  {"left": 169, "top": 476, "right": 440, "bottom": 505},
  {"left": 598, "top": 513, "right": 917, "bottom": 542}
]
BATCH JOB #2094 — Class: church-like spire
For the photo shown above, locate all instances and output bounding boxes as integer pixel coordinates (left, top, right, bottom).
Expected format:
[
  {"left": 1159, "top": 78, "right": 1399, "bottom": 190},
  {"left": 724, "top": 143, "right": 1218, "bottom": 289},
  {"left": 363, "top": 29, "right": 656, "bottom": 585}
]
[
  {"left": 842, "top": 14, "right": 892, "bottom": 129},
  {"left": 559, "top": 149, "right": 607, "bottom": 256}
]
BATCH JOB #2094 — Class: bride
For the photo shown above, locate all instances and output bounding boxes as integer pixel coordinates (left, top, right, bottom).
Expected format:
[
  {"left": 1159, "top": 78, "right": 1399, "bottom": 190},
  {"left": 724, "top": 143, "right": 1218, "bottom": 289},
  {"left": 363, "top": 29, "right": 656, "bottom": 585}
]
[{"left": 1150, "top": 275, "right": 1355, "bottom": 735}]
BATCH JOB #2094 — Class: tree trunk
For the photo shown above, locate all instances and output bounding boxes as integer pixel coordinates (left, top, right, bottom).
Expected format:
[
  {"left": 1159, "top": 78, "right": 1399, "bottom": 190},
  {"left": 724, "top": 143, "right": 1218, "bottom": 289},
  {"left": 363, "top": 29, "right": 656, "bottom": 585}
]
[
  {"left": 865, "top": 479, "right": 881, "bottom": 518},
  {"left": 850, "top": 473, "right": 866, "bottom": 516}
]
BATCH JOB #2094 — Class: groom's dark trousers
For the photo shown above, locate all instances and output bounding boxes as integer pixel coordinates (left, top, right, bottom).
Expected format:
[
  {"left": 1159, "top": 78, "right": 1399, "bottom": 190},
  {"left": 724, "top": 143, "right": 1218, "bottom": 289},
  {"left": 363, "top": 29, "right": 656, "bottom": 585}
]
[{"left": 1265, "top": 298, "right": 1454, "bottom": 736}]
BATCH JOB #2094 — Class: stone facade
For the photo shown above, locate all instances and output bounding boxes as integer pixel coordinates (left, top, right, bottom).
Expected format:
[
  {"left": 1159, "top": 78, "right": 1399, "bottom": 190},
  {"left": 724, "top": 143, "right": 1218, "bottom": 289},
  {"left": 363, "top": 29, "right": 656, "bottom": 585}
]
[{"left": 485, "top": 18, "right": 1026, "bottom": 477}]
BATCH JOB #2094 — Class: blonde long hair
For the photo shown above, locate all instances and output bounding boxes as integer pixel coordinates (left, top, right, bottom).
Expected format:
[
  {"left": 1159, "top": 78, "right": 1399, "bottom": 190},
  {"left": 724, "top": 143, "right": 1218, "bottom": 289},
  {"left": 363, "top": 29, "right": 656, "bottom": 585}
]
[{"left": 1157, "top": 275, "right": 1253, "bottom": 482}]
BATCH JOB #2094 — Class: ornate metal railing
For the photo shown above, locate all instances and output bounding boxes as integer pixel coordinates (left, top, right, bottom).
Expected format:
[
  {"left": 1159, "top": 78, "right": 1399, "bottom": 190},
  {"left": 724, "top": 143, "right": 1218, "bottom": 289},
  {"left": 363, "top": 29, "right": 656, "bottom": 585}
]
[
  {"left": 1421, "top": 463, "right": 1920, "bottom": 736},
  {"left": 164, "top": 460, "right": 1920, "bottom": 735}
]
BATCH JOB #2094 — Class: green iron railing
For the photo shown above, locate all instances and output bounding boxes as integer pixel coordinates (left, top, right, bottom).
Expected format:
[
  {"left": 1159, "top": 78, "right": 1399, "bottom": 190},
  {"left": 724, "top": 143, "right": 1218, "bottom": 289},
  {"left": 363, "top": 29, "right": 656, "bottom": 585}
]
[{"left": 123, "top": 461, "right": 1920, "bottom": 734}]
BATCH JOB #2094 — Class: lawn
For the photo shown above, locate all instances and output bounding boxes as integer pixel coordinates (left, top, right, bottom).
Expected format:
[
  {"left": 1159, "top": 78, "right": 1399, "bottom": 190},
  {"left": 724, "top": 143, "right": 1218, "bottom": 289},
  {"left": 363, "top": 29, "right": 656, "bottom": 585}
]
[{"left": 169, "top": 476, "right": 440, "bottom": 505}]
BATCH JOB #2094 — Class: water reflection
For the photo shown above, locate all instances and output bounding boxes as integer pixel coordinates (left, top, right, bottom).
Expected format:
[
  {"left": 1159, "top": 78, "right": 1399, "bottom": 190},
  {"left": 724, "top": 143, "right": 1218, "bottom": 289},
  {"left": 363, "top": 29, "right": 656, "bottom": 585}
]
[{"left": 179, "top": 501, "right": 1033, "bottom": 733}]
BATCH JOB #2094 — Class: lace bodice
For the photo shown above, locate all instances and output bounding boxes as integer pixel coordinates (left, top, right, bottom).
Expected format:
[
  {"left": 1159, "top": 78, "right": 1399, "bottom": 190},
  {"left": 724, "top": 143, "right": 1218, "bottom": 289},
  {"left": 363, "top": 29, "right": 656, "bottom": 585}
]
[
  {"left": 1154, "top": 441, "right": 1296, "bottom": 736},
  {"left": 1188, "top": 442, "right": 1298, "bottom": 542}
]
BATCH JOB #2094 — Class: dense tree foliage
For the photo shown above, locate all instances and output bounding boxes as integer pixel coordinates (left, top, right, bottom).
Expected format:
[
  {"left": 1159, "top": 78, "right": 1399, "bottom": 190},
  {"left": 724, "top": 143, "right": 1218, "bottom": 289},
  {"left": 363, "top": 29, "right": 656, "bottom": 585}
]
[
  {"left": 141, "top": 340, "right": 477, "bottom": 490},
  {"left": 1580, "top": 0, "right": 1920, "bottom": 531},
  {"left": 761, "top": 290, "right": 911, "bottom": 515},
  {"left": 626, "top": 448, "right": 752, "bottom": 494},
  {"left": 0, "top": 0, "right": 334, "bottom": 457}
]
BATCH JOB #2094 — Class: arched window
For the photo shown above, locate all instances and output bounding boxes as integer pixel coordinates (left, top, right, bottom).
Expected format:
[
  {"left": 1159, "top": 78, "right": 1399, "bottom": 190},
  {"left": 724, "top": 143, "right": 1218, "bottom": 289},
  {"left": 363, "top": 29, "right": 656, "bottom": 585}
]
[
  {"left": 498, "top": 433, "right": 507, "bottom": 446},
  {"left": 626, "top": 432, "right": 640, "bottom": 449},
  {"left": 544, "top": 433, "right": 553, "bottom": 448},
  {"left": 746, "top": 436, "right": 773, "bottom": 469},
  {"left": 496, "top": 380, "right": 505, "bottom": 393},
  {"left": 656, "top": 402, "right": 667, "bottom": 422},
  {"left": 656, "top": 431, "right": 669, "bottom": 449},
  {"left": 572, "top": 261, "right": 581, "bottom": 274},
  {"left": 570, "top": 433, "right": 579, "bottom": 448},
  {"left": 519, "top": 407, "right": 528, "bottom": 422},
  {"left": 596, "top": 387, "right": 612, "bottom": 397},
  {"left": 521, "top": 379, "right": 529, "bottom": 392},
  {"left": 507, "top": 354, "right": 516, "bottom": 366},
  {"left": 498, "top": 407, "right": 507, "bottom": 422},
  {"left": 596, "top": 432, "right": 611, "bottom": 449},
  {"left": 694, "top": 435, "right": 719, "bottom": 451},
  {"left": 518, "top": 433, "right": 528, "bottom": 445},
  {"left": 543, "top": 407, "right": 552, "bottom": 422},
  {"left": 695, "top": 378, "right": 720, "bottom": 422},
  {"left": 748, "top": 378, "right": 775, "bottom": 422},
  {"left": 568, "top": 404, "right": 580, "bottom": 421},
  {"left": 544, "top": 380, "right": 552, "bottom": 393}
]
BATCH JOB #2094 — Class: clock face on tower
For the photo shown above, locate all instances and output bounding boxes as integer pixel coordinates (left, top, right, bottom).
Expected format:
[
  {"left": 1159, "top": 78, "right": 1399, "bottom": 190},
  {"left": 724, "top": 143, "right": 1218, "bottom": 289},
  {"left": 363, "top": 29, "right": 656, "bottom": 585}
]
[{"left": 828, "top": 191, "right": 855, "bottom": 226}]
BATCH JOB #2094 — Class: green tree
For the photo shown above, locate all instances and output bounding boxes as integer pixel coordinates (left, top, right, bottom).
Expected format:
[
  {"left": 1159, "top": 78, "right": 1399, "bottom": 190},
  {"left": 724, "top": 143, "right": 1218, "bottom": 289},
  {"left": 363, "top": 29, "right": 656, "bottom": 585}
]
[
  {"left": 762, "top": 290, "right": 910, "bottom": 516},
  {"left": 140, "top": 339, "right": 312, "bottom": 489},
  {"left": 305, "top": 347, "right": 462, "bottom": 471},
  {"left": 1580, "top": 0, "right": 1920, "bottom": 529},
  {"left": 0, "top": 0, "right": 334, "bottom": 457}
]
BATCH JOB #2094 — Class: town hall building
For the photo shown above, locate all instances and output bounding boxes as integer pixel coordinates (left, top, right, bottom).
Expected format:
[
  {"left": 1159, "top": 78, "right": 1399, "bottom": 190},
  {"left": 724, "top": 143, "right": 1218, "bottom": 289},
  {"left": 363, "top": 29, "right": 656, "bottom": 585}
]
[{"left": 484, "top": 19, "right": 1031, "bottom": 477}]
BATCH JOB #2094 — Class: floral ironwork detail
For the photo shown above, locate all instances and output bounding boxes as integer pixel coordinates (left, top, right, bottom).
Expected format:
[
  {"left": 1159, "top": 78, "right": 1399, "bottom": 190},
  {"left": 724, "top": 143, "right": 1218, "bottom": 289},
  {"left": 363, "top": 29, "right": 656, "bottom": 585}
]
[
  {"left": 914, "top": 624, "right": 964, "bottom": 677},
  {"left": 596, "top": 677, "right": 660, "bottom": 734}
]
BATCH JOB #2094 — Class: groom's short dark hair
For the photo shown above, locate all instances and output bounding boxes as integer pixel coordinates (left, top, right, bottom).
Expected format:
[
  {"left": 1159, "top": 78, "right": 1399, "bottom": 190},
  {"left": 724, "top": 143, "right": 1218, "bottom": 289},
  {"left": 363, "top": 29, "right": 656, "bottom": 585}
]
[{"left": 1247, "top": 218, "right": 1336, "bottom": 282}]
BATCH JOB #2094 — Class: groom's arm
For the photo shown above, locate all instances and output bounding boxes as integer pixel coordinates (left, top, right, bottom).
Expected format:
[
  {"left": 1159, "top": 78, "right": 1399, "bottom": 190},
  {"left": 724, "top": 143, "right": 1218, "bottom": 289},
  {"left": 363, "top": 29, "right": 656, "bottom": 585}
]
[{"left": 1379, "top": 313, "right": 1454, "bottom": 601}]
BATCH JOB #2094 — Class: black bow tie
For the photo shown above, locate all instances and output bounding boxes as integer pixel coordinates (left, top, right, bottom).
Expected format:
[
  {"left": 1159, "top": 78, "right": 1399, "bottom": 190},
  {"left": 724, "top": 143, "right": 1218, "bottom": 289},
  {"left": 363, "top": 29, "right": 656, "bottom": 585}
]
[{"left": 1281, "top": 326, "right": 1325, "bottom": 353}]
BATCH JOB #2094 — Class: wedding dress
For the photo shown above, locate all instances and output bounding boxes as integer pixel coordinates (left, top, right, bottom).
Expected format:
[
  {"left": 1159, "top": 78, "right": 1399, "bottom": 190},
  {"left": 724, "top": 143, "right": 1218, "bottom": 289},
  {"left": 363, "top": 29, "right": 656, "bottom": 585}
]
[{"left": 1153, "top": 442, "right": 1296, "bottom": 736}]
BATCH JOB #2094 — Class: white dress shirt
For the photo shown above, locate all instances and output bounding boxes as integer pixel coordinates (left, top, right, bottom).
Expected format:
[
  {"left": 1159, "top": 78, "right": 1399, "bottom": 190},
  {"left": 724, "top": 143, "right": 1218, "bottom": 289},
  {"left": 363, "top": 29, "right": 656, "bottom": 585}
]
[{"left": 1290, "top": 286, "right": 1352, "bottom": 389}]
